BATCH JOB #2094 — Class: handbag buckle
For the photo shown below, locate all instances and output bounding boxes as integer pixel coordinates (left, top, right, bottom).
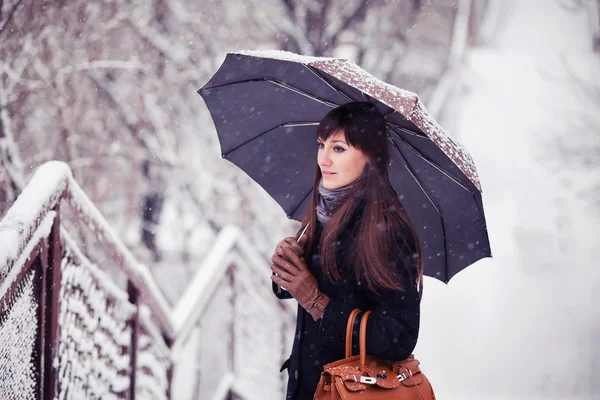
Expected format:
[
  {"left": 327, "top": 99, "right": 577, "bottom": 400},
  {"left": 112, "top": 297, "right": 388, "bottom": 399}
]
[
  {"left": 397, "top": 367, "right": 413, "bottom": 382},
  {"left": 359, "top": 376, "right": 377, "bottom": 384}
]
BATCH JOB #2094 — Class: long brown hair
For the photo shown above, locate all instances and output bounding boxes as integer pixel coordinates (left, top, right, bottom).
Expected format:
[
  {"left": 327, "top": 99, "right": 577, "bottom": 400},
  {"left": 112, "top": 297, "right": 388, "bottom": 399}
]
[{"left": 298, "top": 102, "right": 423, "bottom": 294}]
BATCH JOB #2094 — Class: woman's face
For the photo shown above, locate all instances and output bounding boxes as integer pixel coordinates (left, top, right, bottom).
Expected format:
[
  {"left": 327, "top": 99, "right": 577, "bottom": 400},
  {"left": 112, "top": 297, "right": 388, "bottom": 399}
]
[{"left": 317, "top": 130, "right": 369, "bottom": 189}]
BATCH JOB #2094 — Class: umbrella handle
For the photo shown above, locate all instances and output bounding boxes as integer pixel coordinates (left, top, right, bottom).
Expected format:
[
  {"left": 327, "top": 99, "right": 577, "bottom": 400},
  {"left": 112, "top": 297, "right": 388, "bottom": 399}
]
[
  {"left": 278, "top": 223, "right": 309, "bottom": 291},
  {"left": 296, "top": 223, "right": 309, "bottom": 243}
]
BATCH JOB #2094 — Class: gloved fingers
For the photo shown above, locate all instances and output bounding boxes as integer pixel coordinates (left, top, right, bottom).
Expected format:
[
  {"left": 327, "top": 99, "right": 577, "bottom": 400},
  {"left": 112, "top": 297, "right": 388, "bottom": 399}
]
[
  {"left": 280, "top": 246, "right": 306, "bottom": 272},
  {"left": 277, "top": 236, "right": 300, "bottom": 250},
  {"left": 271, "top": 273, "right": 291, "bottom": 289},
  {"left": 275, "top": 237, "right": 296, "bottom": 256},
  {"left": 271, "top": 253, "right": 301, "bottom": 275},
  {"left": 277, "top": 236, "right": 297, "bottom": 246},
  {"left": 282, "top": 237, "right": 304, "bottom": 256},
  {"left": 270, "top": 264, "right": 293, "bottom": 283}
]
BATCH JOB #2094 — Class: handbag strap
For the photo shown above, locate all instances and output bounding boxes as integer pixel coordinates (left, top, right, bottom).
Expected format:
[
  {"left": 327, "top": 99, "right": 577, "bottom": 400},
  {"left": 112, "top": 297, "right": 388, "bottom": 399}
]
[
  {"left": 359, "top": 310, "right": 373, "bottom": 367},
  {"left": 345, "top": 309, "right": 362, "bottom": 358}
]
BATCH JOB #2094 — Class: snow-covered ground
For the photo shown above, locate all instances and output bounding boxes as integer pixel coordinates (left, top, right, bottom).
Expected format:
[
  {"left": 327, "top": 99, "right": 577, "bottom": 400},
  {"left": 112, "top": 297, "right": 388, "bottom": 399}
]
[{"left": 416, "top": 0, "right": 600, "bottom": 398}]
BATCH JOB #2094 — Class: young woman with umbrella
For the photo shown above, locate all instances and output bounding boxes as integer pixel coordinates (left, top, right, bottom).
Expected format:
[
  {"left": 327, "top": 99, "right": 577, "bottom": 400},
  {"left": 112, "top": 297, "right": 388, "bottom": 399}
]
[
  {"left": 270, "top": 102, "right": 424, "bottom": 399},
  {"left": 199, "top": 50, "right": 490, "bottom": 400}
]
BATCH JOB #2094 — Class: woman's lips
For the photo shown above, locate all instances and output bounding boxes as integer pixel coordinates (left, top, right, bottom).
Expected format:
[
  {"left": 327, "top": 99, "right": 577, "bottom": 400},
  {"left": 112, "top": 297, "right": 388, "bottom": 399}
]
[{"left": 322, "top": 172, "right": 336, "bottom": 176}]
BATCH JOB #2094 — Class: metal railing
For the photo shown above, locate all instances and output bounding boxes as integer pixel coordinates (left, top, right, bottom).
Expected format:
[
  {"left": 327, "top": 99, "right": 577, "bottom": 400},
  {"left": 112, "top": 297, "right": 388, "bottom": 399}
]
[
  {"left": 0, "top": 161, "right": 295, "bottom": 399},
  {"left": 591, "top": 0, "right": 600, "bottom": 52},
  {"left": 170, "top": 226, "right": 296, "bottom": 400}
]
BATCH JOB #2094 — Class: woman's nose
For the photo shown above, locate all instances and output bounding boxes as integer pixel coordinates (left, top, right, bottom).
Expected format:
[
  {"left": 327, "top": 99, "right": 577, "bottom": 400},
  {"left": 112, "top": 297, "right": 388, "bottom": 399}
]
[{"left": 318, "top": 151, "right": 331, "bottom": 167}]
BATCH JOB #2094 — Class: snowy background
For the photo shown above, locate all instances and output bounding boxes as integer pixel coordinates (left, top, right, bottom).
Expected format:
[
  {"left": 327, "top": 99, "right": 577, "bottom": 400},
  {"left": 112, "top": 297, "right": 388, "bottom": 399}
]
[
  {"left": 1, "top": 0, "right": 599, "bottom": 399},
  {"left": 419, "top": 0, "right": 600, "bottom": 398}
]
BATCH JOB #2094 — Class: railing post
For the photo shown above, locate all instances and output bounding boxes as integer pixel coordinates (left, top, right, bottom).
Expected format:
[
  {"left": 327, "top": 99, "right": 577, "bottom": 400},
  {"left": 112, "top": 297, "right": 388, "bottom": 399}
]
[
  {"left": 468, "top": 0, "right": 479, "bottom": 47},
  {"left": 227, "top": 263, "right": 236, "bottom": 375},
  {"left": 594, "top": 0, "right": 600, "bottom": 53},
  {"left": 43, "top": 204, "right": 62, "bottom": 400},
  {"left": 38, "top": 237, "right": 48, "bottom": 399},
  {"left": 128, "top": 281, "right": 140, "bottom": 400},
  {"left": 166, "top": 363, "right": 174, "bottom": 400}
]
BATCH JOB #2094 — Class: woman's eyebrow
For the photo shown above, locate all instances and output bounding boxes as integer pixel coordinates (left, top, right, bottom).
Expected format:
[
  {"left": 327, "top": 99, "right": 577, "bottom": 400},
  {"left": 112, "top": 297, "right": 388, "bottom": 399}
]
[{"left": 331, "top": 140, "right": 347, "bottom": 144}]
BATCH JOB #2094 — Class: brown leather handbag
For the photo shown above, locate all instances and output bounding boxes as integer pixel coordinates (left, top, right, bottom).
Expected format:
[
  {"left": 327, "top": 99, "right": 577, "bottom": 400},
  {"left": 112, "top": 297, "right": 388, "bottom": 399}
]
[{"left": 313, "top": 309, "right": 436, "bottom": 399}]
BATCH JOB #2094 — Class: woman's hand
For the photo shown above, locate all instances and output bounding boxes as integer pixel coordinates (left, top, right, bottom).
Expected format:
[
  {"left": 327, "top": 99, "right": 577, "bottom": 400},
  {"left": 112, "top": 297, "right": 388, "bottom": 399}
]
[
  {"left": 273, "top": 237, "right": 304, "bottom": 259},
  {"left": 270, "top": 244, "right": 329, "bottom": 321},
  {"left": 270, "top": 236, "right": 304, "bottom": 291},
  {"left": 270, "top": 232, "right": 307, "bottom": 286}
]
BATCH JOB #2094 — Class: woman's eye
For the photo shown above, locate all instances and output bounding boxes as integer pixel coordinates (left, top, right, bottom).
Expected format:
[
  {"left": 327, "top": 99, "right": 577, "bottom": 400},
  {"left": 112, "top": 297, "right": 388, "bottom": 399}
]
[
  {"left": 334, "top": 146, "right": 345, "bottom": 152},
  {"left": 317, "top": 142, "right": 324, "bottom": 149}
]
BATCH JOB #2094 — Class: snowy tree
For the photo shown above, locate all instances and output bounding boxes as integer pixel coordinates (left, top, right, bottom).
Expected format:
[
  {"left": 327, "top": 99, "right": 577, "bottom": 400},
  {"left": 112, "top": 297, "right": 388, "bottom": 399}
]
[
  {"left": 1, "top": 0, "right": 464, "bottom": 302},
  {"left": 243, "top": 0, "right": 440, "bottom": 86}
]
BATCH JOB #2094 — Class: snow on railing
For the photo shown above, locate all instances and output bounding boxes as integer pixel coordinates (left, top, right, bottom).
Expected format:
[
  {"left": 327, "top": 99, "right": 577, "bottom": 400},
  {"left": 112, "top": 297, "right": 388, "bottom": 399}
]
[
  {"left": 0, "top": 161, "right": 174, "bottom": 339},
  {"left": 0, "top": 235, "right": 44, "bottom": 399},
  {"left": 0, "top": 162, "right": 66, "bottom": 281},
  {"left": 56, "top": 241, "right": 136, "bottom": 398},
  {"left": 0, "top": 212, "right": 56, "bottom": 308},
  {"left": 170, "top": 225, "right": 296, "bottom": 400},
  {"left": 0, "top": 161, "right": 175, "bottom": 399},
  {"left": 0, "top": 195, "right": 61, "bottom": 400},
  {"left": 0, "top": 161, "right": 296, "bottom": 400},
  {"left": 64, "top": 167, "right": 175, "bottom": 340},
  {"left": 172, "top": 225, "right": 295, "bottom": 354}
]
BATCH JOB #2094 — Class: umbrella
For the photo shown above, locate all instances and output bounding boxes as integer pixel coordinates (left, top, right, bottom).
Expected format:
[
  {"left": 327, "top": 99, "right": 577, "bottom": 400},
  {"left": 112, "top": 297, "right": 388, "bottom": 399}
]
[{"left": 198, "top": 50, "right": 491, "bottom": 283}]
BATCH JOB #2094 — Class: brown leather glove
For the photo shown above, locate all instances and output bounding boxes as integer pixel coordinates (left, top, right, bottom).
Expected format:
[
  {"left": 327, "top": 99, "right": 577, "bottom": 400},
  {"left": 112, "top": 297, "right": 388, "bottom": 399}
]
[
  {"left": 272, "top": 237, "right": 305, "bottom": 259},
  {"left": 270, "top": 242, "right": 330, "bottom": 321},
  {"left": 270, "top": 237, "right": 304, "bottom": 295}
]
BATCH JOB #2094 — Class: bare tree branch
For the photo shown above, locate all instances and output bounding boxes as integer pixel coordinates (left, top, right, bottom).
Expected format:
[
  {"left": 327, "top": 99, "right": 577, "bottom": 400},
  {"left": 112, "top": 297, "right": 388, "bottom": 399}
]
[
  {"left": 323, "top": 0, "right": 369, "bottom": 50},
  {"left": 0, "top": 0, "right": 24, "bottom": 37},
  {"left": 0, "top": 86, "right": 25, "bottom": 190}
]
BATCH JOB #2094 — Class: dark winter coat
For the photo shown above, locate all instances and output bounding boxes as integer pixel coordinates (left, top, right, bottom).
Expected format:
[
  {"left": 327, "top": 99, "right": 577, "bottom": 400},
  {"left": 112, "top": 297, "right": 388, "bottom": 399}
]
[{"left": 272, "top": 215, "right": 421, "bottom": 400}]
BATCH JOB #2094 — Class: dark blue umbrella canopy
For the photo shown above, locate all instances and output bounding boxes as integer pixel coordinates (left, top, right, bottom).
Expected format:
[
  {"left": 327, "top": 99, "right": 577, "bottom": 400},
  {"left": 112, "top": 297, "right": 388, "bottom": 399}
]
[{"left": 198, "top": 50, "right": 491, "bottom": 283}]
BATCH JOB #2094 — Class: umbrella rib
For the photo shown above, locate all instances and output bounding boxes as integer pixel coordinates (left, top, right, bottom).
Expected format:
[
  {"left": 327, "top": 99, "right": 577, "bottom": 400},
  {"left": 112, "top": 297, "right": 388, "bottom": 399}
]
[
  {"left": 392, "top": 127, "right": 488, "bottom": 276},
  {"left": 223, "top": 121, "right": 320, "bottom": 157},
  {"left": 268, "top": 79, "right": 340, "bottom": 107},
  {"left": 303, "top": 65, "right": 354, "bottom": 103},
  {"left": 202, "top": 77, "right": 340, "bottom": 108},
  {"left": 384, "top": 121, "right": 429, "bottom": 139},
  {"left": 282, "top": 122, "right": 321, "bottom": 127},
  {"left": 388, "top": 126, "right": 475, "bottom": 193},
  {"left": 389, "top": 139, "right": 443, "bottom": 216},
  {"left": 389, "top": 139, "right": 449, "bottom": 281}
]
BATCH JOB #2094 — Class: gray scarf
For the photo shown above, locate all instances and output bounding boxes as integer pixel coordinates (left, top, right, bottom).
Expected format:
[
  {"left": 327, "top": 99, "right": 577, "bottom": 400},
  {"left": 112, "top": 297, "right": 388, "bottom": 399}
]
[{"left": 316, "top": 177, "right": 361, "bottom": 225}]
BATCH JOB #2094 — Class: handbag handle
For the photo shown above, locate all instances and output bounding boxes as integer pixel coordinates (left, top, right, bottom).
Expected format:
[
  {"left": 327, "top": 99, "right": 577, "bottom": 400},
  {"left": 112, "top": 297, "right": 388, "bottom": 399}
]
[
  {"left": 345, "top": 310, "right": 375, "bottom": 367},
  {"left": 345, "top": 309, "right": 362, "bottom": 358},
  {"left": 359, "top": 310, "right": 373, "bottom": 367}
]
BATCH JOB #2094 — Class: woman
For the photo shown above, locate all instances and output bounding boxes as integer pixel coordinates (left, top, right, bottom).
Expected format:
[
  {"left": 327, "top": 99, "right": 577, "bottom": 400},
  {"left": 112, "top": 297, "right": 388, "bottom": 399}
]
[{"left": 270, "top": 101, "right": 424, "bottom": 400}]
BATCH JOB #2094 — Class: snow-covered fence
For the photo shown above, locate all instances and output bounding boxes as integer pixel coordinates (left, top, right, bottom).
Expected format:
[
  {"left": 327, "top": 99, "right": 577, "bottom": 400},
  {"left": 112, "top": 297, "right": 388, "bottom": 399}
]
[
  {"left": 170, "top": 226, "right": 296, "bottom": 400},
  {"left": 0, "top": 161, "right": 296, "bottom": 399},
  {"left": 0, "top": 161, "right": 175, "bottom": 399},
  {"left": 56, "top": 239, "right": 136, "bottom": 398},
  {"left": 0, "top": 214, "right": 50, "bottom": 399}
]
